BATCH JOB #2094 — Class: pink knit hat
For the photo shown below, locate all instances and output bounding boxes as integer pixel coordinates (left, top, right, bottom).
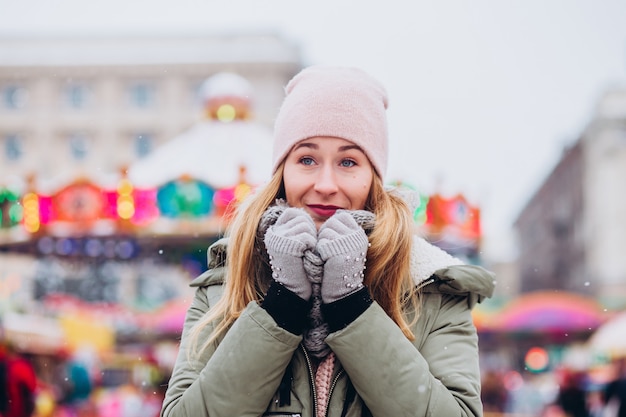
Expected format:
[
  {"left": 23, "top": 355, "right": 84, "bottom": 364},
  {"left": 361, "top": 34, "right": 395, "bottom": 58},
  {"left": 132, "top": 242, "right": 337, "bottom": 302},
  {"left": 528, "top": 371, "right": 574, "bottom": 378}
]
[{"left": 272, "top": 65, "right": 389, "bottom": 179}]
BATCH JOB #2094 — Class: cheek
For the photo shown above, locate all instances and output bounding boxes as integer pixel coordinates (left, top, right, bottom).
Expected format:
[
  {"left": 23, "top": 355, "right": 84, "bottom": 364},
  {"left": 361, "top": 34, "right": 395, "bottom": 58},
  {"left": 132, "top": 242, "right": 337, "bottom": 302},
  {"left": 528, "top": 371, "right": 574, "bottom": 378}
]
[
  {"left": 361, "top": 173, "right": 373, "bottom": 203},
  {"left": 352, "top": 180, "right": 372, "bottom": 209},
  {"left": 361, "top": 186, "right": 371, "bottom": 207},
  {"left": 282, "top": 165, "right": 295, "bottom": 201},
  {"left": 282, "top": 177, "right": 302, "bottom": 207},
  {"left": 283, "top": 178, "right": 295, "bottom": 202}
]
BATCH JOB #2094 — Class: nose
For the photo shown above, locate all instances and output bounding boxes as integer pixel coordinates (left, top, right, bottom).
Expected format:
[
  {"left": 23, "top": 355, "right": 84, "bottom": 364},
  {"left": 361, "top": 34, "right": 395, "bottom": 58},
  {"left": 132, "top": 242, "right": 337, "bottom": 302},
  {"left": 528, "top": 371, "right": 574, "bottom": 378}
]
[{"left": 313, "top": 165, "right": 338, "bottom": 195}]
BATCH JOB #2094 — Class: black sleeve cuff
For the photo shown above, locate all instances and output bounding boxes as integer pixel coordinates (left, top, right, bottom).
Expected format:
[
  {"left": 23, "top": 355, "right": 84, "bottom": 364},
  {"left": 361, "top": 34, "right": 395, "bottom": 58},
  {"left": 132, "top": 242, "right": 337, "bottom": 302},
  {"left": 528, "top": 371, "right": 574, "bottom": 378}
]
[
  {"left": 321, "top": 287, "right": 373, "bottom": 333},
  {"left": 261, "top": 281, "right": 310, "bottom": 335}
]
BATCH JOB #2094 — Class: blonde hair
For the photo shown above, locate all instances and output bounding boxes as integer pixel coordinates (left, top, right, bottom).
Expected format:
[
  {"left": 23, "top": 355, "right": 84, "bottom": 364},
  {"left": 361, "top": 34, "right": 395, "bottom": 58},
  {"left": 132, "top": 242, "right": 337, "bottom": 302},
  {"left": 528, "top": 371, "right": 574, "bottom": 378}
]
[{"left": 189, "top": 163, "right": 417, "bottom": 355}]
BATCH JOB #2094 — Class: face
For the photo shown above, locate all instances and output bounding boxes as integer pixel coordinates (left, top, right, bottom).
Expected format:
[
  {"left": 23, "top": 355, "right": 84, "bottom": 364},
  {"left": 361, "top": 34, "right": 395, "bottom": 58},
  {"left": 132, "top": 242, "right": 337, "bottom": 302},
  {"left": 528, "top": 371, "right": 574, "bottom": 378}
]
[{"left": 283, "top": 136, "right": 373, "bottom": 228}]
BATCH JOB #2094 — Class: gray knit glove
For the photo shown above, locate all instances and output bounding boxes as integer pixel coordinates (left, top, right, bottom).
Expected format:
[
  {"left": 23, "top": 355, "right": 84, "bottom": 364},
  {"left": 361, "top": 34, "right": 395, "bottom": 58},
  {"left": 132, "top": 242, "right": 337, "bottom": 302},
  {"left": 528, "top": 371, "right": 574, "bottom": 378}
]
[
  {"left": 264, "top": 207, "right": 317, "bottom": 300},
  {"left": 317, "top": 210, "right": 370, "bottom": 304}
]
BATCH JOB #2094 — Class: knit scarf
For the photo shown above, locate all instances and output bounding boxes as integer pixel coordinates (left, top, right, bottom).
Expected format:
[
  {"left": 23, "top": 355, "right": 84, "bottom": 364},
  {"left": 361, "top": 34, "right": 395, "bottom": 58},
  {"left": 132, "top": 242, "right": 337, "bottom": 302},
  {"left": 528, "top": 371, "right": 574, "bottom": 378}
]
[{"left": 257, "top": 199, "right": 375, "bottom": 359}]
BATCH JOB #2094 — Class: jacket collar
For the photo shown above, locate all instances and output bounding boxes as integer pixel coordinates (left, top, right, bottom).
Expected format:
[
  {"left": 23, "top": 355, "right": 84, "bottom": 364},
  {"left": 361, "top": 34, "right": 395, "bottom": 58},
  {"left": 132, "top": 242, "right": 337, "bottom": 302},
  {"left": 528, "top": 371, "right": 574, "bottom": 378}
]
[{"left": 190, "top": 237, "right": 228, "bottom": 287}]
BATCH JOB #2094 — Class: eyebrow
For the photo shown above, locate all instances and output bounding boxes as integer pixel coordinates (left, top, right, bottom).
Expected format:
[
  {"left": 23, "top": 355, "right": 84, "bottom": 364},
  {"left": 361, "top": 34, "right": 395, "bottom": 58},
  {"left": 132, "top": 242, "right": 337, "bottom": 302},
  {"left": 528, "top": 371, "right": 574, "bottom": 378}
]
[{"left": 294, "top": 142, "right": 364, "bottom": 153}]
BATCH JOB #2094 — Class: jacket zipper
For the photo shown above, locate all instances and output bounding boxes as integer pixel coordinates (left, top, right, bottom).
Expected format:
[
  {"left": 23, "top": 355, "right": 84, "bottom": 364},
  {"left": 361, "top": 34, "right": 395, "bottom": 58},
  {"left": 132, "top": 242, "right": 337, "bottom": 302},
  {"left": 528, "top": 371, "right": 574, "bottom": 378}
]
[
  {"left": 416, "top": 276, "right": 436, "bottom": 291},
  {"left": 301, "top": 346, "right": 318, "bottom": 417},
  {"left": 302, "top": 345, "right": 347, "bottom": 417},
  {"left": 325, "top": 368, "right": 345, "bottom": 417}
]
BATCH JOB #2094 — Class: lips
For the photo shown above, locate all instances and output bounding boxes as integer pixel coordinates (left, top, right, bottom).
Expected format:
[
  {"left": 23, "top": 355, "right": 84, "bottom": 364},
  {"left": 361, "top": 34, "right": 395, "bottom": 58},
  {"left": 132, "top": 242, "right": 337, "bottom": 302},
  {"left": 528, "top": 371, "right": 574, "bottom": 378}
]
[{"left": 308, "top": 204, "right": 342, "bottom": 218}]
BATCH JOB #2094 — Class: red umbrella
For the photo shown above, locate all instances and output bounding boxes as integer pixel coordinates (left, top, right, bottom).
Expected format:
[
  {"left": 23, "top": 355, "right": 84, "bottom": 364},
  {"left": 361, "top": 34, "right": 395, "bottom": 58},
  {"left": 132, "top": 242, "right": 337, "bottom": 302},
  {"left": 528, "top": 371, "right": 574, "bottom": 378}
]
[{"left": 490, "top": 291, "right": 607, "bottom": 334}]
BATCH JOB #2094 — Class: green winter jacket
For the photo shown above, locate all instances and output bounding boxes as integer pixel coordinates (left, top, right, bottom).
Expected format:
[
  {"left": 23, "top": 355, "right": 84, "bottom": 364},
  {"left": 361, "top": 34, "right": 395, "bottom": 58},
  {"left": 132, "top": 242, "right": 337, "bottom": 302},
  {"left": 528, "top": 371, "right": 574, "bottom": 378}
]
[{"left": 161, "top": 236, "right": 495, "bottom": 417}]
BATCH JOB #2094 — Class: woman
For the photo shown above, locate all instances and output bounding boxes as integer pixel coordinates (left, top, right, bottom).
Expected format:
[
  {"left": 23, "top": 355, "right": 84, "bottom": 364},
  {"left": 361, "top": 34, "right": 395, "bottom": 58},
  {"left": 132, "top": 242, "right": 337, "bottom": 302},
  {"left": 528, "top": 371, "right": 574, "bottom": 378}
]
[{"left": 161, "top": 66, "right": 495, "bottom": 417}]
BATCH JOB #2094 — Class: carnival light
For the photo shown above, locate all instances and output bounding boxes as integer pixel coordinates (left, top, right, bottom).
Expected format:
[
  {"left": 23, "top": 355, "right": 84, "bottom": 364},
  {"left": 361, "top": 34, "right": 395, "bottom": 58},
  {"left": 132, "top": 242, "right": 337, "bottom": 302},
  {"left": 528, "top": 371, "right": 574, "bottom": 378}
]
[
  {"left": 234, "top": 182, "right": 251, "bottom": 201},
  {"left": 85, "top": 238, "right": 104, "bottom": 257},
  {"left": 22, "top": 192, "right": 40, "bottom": 233},
  {"left": 117, "top": 178, "right": 135, "bottom": 220},
  {"left": 216, "top": 104, "right": 236, "bottom": 122},
  {"left": 525, "top": 347, "right": 550, "bottom": 372}
]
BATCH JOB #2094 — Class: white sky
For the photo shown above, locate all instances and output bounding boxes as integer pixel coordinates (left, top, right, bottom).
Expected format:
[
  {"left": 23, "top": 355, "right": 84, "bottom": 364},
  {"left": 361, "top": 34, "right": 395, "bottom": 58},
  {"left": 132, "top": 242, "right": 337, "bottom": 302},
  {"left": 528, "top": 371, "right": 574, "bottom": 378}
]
[{"left": 1, "top": 0, "right": 626, "bottom": 262}]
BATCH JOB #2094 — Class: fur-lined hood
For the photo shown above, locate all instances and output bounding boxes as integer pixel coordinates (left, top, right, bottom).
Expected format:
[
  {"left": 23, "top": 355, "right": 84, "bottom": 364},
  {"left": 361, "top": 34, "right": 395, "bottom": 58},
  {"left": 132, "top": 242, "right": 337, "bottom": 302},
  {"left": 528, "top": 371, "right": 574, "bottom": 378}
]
[{"left": 409, "top": 235, "right": 495, "bottom": 307}]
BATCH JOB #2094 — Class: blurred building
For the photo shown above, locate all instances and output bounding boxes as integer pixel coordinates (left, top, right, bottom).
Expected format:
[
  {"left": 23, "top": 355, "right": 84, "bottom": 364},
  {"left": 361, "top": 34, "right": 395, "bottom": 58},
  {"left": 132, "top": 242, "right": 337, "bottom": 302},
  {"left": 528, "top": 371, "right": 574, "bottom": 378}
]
[
  {"left": 487, "top": 258, "right": 520, "bottom": 298},
  {"left": 514, "top": 86, "right": 626, "bottom": 304},
  {"left": 0, "top": 33, "right": 301, "bottom": 184}
]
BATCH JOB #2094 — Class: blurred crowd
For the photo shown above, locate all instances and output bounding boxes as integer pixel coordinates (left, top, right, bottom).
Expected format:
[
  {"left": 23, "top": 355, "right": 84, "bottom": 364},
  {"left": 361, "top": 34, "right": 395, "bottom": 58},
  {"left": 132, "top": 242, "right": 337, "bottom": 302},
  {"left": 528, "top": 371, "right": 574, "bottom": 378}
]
[
  {"left": 0, "top": 341, "right": 166, "bottom": 417},
  {"left": 481, "top": 357, "right": 626, "bottom": 417},
  {"left": 2, "top": 336, "right": 626, "bottom": 417}
]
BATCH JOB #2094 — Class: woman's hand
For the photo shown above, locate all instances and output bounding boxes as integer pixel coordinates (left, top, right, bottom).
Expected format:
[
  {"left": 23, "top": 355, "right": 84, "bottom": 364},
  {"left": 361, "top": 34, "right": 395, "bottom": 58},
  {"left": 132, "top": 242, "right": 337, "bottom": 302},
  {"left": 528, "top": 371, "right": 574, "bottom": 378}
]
[
  {"left": 317, "top": 210, "right": 370, "bottom": 303},
  {"left": 264, "top": 207, "right": 317, "bottom": 300}
]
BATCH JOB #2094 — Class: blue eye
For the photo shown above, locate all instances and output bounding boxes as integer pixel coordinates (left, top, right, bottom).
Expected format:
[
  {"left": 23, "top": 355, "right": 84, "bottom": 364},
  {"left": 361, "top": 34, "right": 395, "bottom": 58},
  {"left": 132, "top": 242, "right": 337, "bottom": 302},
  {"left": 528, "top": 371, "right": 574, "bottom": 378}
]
[
  {"left": 340, "top": 159, "right": 356, "bottom": 167},
  {"left": 300, "top": 157, "right": 315, "bottom": 166}
]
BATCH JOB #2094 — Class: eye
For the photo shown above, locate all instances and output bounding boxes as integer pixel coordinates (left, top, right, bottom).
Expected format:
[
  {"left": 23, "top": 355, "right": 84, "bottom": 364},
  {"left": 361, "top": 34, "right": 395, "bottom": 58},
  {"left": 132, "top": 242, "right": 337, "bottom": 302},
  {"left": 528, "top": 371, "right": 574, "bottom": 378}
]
[
  {"left": 340, "top": 159, "right": 356, "bottom": 168},
  {"left": 299, "top": 156, "right": 315, "bottom": 166}
]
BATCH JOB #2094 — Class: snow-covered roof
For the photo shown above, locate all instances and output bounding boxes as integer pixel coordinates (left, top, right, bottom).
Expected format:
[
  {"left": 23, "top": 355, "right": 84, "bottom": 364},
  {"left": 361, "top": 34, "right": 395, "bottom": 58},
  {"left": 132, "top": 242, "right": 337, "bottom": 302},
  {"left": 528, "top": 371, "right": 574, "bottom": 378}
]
[
  {"left": 128, "top": 120, "right": 273, "bottom": 189},
  {"left": 200, "top": 72, "right": 253, "bottom": 102}
]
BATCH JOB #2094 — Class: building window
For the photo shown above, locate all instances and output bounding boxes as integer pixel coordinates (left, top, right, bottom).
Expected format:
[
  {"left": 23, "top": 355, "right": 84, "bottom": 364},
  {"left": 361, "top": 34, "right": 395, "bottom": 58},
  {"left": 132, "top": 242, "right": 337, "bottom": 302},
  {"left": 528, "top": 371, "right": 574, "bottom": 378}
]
[
  {"left": 192, "top": 80, "right": 205, "bottom": 106},
  {"left": 134, "top": 133, "right": 153, "bottom": 158},
  {"left": 4, "top": 134, "right": 23, "bottom": 161},
  {"left": 69, "top": 133, "right": 90, "bottom": 160},
  {"left": 65, "top": 83, "right": 90, "bottom": 109},
  {"left": 2, "top": 85, "right": 28, "bottom": 109},
  {"left": 129, "top": 82, "right": 155, "bottom": 109}
]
